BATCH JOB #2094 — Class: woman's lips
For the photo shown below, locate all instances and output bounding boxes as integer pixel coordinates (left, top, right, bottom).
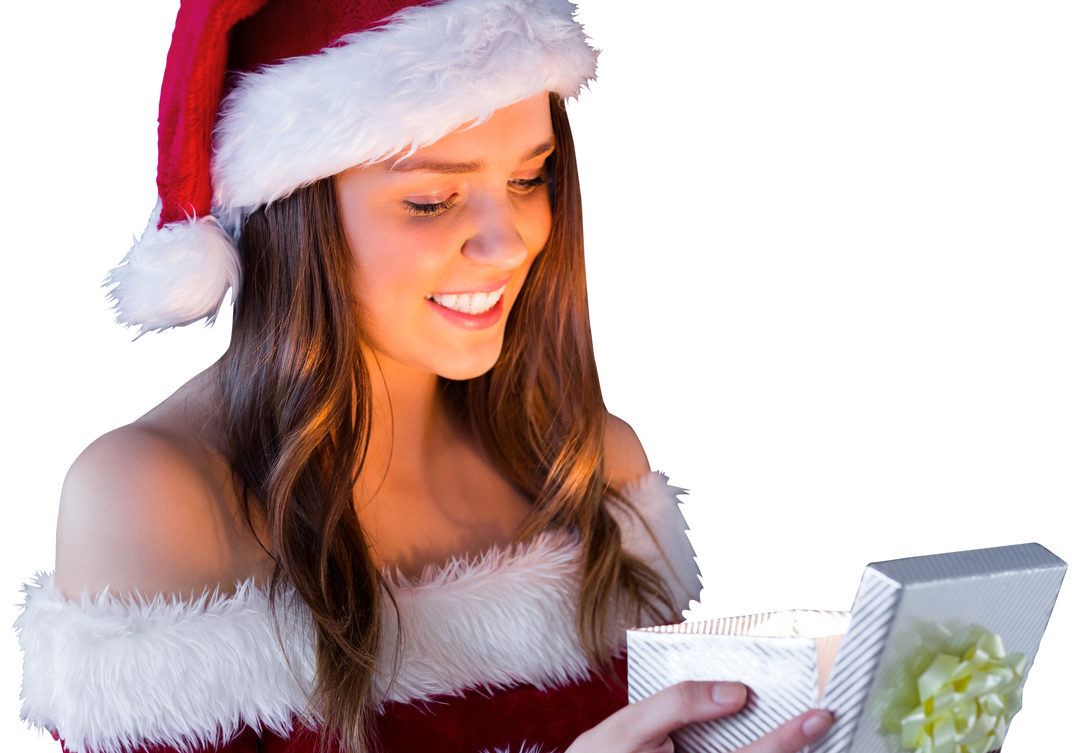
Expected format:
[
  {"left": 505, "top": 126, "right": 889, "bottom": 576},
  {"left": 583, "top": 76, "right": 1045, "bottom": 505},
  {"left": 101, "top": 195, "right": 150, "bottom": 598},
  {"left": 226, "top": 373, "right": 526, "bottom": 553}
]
[
  {"left": 426, "top": 294, "right": 504, "bottom": 330},
  {"left": 426, "top": 286, "right": 505, "bottom": 315},
  {"left": 428, "top": 275, "right": 510, "bottom": 295}
]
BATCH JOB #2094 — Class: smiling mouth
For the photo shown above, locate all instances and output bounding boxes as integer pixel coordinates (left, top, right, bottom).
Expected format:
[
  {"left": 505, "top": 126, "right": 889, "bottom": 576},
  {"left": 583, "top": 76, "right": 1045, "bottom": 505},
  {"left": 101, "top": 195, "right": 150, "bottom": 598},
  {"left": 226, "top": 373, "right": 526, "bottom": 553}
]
[{"left": 425, "top": 286, "right": 506, "bottom": 315}]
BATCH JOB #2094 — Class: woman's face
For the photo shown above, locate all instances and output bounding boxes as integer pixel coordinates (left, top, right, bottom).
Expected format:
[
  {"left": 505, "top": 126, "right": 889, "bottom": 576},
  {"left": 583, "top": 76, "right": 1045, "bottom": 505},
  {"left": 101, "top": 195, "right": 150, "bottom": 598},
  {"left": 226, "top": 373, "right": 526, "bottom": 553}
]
[{"left": 337, "top": 93, "right": 554, "bottom": 381}]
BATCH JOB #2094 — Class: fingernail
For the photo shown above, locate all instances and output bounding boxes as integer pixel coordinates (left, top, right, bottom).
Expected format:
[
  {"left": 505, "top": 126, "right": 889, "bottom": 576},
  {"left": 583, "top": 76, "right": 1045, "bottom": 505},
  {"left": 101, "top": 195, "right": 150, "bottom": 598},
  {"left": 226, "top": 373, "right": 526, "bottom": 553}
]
[
  {"left": 802, "top": 711, "right": 833, "bottom": 738},
  {"left": 711, "top": 682, "right": 747, "bottom": 706}
]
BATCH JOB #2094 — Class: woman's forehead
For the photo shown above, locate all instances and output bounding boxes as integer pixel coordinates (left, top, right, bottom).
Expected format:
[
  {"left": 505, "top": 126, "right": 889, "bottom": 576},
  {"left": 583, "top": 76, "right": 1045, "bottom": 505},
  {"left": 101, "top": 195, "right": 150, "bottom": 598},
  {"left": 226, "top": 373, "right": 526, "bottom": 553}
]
[
  {"left": 386, "top": 94, "right": 555, "bottom": 173},
  {"left": 386, "top": 138, "right": 555, "bottom": 177}
]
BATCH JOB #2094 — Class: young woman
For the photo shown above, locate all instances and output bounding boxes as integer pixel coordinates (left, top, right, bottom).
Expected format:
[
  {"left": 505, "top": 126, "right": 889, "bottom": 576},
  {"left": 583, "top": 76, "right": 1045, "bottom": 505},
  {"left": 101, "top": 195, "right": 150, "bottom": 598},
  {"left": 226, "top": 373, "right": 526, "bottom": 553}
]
[{"left": 18, "top": 1, "right": 833, "bottom": 752}]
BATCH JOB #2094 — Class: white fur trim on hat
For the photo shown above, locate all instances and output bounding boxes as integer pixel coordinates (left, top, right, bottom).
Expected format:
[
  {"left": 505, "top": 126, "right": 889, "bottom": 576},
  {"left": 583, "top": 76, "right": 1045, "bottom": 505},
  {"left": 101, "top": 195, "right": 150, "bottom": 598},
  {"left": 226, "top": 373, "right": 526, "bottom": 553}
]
[
  {"left": 17, "top": 473, "right": 695, "bottom": 753},
  {"left": 105, "top": 200, "right": 241, "bottom": 334},
  {"left": 212, "top": 0, "right": 598, "bottom": 216}
]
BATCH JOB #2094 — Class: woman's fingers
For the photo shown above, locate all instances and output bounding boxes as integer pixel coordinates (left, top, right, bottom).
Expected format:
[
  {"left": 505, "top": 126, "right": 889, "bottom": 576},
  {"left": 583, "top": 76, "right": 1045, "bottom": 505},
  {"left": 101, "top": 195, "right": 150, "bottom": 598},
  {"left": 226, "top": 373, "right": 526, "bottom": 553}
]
[
  {"left": 567, "top": 681, "right": 748, "bottom": 753},
  {"left": 739, "top": 709, "right": 834, "bottom": 753},
  {"left": 567, "top": 682, "right": 834, "bottom": 753},
  {"left": 625, "top": 681, "right": 748, "bottom": 742}
]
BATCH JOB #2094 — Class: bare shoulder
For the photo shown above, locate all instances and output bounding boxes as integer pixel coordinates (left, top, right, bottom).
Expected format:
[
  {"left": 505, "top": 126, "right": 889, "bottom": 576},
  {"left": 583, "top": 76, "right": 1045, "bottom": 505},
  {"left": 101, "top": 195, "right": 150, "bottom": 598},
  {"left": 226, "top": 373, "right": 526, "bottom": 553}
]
[
  {"left": 55, "top": 383, "right": 269, "bottom": 601},
  {"left": 603, "top": 413, "right": 652, "bottom": 491}
]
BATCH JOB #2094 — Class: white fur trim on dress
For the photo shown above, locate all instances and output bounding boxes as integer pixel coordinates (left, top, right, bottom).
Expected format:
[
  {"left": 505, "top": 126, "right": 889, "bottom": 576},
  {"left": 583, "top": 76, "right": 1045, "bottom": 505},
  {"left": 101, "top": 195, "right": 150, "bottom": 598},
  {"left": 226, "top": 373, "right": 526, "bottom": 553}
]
[
  {"left": 105, "top": 200, "right": 241, "bottom": 334},
  {"left": 211, "top": 0, "right": 598, "bottom": 216},
  {"left": 17, "top": 473, "right": 696, "bottom": 753},
  {"left": 612, "top": 472, "right": 701, "bottom": 616},
  {"left": 484, "top": 745, "right": 557, "bottom": 753}
]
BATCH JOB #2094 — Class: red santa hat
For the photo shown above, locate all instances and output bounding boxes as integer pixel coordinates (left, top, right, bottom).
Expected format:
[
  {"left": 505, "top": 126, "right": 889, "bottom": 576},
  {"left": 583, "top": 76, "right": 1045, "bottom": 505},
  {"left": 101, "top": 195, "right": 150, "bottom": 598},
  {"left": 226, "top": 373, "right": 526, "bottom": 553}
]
[{"left": 105, "top": 0, "right": 598, "bottom": 333}]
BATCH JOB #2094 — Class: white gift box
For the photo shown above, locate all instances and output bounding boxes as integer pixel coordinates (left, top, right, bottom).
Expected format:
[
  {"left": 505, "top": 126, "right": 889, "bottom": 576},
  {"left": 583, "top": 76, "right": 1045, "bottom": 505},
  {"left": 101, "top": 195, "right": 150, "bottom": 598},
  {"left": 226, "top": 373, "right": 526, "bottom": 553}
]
[{"left": 627, "top": 542, "right": 1067, "bottom": 753}]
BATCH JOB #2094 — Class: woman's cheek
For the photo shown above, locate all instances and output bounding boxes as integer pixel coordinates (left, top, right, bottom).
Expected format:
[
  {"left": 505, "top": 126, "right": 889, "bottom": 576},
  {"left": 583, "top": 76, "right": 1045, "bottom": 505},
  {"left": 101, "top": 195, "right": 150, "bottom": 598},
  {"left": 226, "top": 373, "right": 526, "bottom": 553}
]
[{"left": 520, "top": 199, "right": 553, "bottom": 254}]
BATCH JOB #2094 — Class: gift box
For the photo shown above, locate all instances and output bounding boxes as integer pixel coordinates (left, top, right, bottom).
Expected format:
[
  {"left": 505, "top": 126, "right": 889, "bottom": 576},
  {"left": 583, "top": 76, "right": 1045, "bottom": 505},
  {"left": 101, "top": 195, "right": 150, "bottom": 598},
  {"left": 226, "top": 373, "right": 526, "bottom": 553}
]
[{"left": 627, "top": 542, "right": 1066, "bottom": 753}]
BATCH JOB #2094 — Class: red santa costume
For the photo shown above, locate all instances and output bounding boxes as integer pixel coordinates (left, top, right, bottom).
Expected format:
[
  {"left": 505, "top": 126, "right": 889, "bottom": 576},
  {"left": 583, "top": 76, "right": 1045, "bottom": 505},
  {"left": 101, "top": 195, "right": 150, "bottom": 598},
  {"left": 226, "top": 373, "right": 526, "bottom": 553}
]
[{"left": 15, "top": 1, "right": 701, "bottom": 751}]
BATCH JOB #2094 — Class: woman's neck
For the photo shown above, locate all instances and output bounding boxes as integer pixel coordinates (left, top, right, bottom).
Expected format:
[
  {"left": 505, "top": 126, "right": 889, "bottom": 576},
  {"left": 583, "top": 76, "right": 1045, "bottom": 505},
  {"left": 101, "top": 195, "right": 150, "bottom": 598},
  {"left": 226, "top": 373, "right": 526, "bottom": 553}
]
[
  {"left": 360, "top": 351, "right": 449, "bottom": 498},
  {"left": 353, "top": 349, "right": 533, "bottom": 577}
]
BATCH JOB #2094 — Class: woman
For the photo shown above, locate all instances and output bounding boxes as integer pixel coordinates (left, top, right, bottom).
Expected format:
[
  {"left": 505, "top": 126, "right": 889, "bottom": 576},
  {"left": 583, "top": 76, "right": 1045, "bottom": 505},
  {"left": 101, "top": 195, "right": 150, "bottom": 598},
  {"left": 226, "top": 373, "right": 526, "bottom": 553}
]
[{"left": 18, "top": 1, "right": 832, "bottom": 752}]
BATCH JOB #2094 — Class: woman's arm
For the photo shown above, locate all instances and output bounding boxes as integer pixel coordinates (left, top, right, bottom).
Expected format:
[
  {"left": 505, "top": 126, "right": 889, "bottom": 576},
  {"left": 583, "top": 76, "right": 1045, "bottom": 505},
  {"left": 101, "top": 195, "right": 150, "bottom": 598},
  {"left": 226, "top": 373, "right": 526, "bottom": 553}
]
[
  {"left": 603, "top": 413, "right": 652, "bottom": 491},
  {"left": 34, "top": 424, "right": 277, "bottom": 753},
  {"left": 54, "top": 423, "right": 252, "bottom": 600}
]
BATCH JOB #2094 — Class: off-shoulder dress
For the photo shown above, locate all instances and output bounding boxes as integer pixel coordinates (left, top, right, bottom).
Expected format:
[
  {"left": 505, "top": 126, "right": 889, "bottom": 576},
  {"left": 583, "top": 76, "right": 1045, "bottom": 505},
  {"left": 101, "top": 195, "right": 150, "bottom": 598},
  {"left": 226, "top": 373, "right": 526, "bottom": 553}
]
[{"left": 17, "top": 473, "right": 700, "bottom": 753}]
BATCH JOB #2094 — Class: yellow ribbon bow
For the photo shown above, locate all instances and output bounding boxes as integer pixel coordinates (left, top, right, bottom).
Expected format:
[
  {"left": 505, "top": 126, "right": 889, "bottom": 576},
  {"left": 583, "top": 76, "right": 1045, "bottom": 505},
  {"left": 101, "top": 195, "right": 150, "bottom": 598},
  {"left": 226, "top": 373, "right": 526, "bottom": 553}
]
[{"left": 898, "top": 626, "right": 1026, "bottom": 753}]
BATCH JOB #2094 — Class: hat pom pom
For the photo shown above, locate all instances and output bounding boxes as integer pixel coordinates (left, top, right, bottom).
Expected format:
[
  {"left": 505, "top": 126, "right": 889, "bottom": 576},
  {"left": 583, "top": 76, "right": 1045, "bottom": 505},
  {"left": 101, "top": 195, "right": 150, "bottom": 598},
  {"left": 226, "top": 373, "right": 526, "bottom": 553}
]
[{"left": 105, "top": 201, "right": 241, "bottom": 334}]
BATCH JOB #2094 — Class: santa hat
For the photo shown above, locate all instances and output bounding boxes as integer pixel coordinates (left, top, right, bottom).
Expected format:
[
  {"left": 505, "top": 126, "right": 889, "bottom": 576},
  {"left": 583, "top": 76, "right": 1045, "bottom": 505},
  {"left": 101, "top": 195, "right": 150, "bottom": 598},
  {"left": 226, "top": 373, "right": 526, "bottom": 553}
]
[{"left": 105, "top": 0, "right": 598, "bottom": 334}]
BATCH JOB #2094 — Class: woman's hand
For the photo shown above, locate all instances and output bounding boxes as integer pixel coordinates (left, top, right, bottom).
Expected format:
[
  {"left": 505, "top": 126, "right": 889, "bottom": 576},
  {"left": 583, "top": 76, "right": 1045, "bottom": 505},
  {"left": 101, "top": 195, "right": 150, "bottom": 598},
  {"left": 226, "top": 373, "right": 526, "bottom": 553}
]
[{"left": 566, "top": 681, "right": 833, "bottom": 753}]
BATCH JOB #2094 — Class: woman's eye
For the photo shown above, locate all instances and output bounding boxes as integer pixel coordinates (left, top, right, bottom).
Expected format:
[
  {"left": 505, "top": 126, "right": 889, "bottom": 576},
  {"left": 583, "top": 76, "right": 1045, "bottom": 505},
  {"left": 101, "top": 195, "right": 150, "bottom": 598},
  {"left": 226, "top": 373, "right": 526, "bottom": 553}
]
[
  {"left": 509, "top": 176, "right": 548, "bottom": 195},
  {"left": 401, "top": 177, "right": 544, "bottom": 219},
  {"left": 403, "top": 197, "right": 457, "bottom": 216}
]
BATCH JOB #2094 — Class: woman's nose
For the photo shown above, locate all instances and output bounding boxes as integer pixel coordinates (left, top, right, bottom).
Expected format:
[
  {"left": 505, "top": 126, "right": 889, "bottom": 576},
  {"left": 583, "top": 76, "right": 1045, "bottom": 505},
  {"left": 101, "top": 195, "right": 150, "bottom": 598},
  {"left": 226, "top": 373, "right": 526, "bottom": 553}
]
[{"left": 460, "top": 194, "right": 529, "bottom": 270}]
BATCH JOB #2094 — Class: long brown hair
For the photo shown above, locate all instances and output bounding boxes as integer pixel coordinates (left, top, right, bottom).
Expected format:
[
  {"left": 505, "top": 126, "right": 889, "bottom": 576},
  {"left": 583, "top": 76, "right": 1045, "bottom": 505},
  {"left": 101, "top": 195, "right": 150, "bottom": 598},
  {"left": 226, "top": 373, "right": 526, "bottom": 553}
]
[{"left": 216, "top": 94, "right": 674, "bottom": 753}]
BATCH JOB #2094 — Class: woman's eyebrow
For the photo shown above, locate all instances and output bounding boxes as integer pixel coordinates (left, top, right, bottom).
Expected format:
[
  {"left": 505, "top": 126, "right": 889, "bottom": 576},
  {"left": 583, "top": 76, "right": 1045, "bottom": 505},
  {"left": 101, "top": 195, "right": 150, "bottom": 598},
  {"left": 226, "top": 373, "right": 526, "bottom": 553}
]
[{"left": 391, "top": 139, "right": 556, "bottom": 174}]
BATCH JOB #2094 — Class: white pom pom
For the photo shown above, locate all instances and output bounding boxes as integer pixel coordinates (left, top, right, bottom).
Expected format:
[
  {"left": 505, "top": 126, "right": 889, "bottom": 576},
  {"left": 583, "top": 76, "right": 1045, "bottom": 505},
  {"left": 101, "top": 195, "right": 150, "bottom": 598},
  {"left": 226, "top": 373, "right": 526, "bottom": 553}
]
[{"left": 105, "top": 201, "right": 241, "bottom": 334}]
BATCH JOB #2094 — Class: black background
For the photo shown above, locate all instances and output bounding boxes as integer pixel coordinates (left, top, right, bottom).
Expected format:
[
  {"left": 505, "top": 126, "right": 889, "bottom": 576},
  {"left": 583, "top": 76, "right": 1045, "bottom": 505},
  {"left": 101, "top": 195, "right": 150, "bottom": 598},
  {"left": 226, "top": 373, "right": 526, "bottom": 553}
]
[{"left": 8, "top": 2, "right": 1071, "bottom": 747}]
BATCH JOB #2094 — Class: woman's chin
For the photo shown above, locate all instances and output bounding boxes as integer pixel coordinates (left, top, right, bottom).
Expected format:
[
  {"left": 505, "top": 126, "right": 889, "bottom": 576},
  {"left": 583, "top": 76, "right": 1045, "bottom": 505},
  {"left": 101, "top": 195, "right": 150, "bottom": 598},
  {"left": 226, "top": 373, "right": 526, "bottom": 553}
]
[{"left": 432, "top": 342, "right": 505, "bottom": 382}]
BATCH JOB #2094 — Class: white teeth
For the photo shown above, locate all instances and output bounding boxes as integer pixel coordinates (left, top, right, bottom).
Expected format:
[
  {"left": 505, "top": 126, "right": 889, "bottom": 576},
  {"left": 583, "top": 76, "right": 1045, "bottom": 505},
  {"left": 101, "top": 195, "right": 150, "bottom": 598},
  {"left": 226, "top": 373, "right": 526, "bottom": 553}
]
[{"left": 428, "top": 286, "right": 505, "bottom": 315}]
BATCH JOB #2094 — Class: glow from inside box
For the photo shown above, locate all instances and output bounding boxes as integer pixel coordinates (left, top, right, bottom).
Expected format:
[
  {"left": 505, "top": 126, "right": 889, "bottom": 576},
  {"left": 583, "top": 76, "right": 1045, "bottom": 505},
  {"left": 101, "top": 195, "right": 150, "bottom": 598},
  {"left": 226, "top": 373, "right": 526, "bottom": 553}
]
[{"left": 643, "top": 609, "right": 851, "bottom": 700}]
